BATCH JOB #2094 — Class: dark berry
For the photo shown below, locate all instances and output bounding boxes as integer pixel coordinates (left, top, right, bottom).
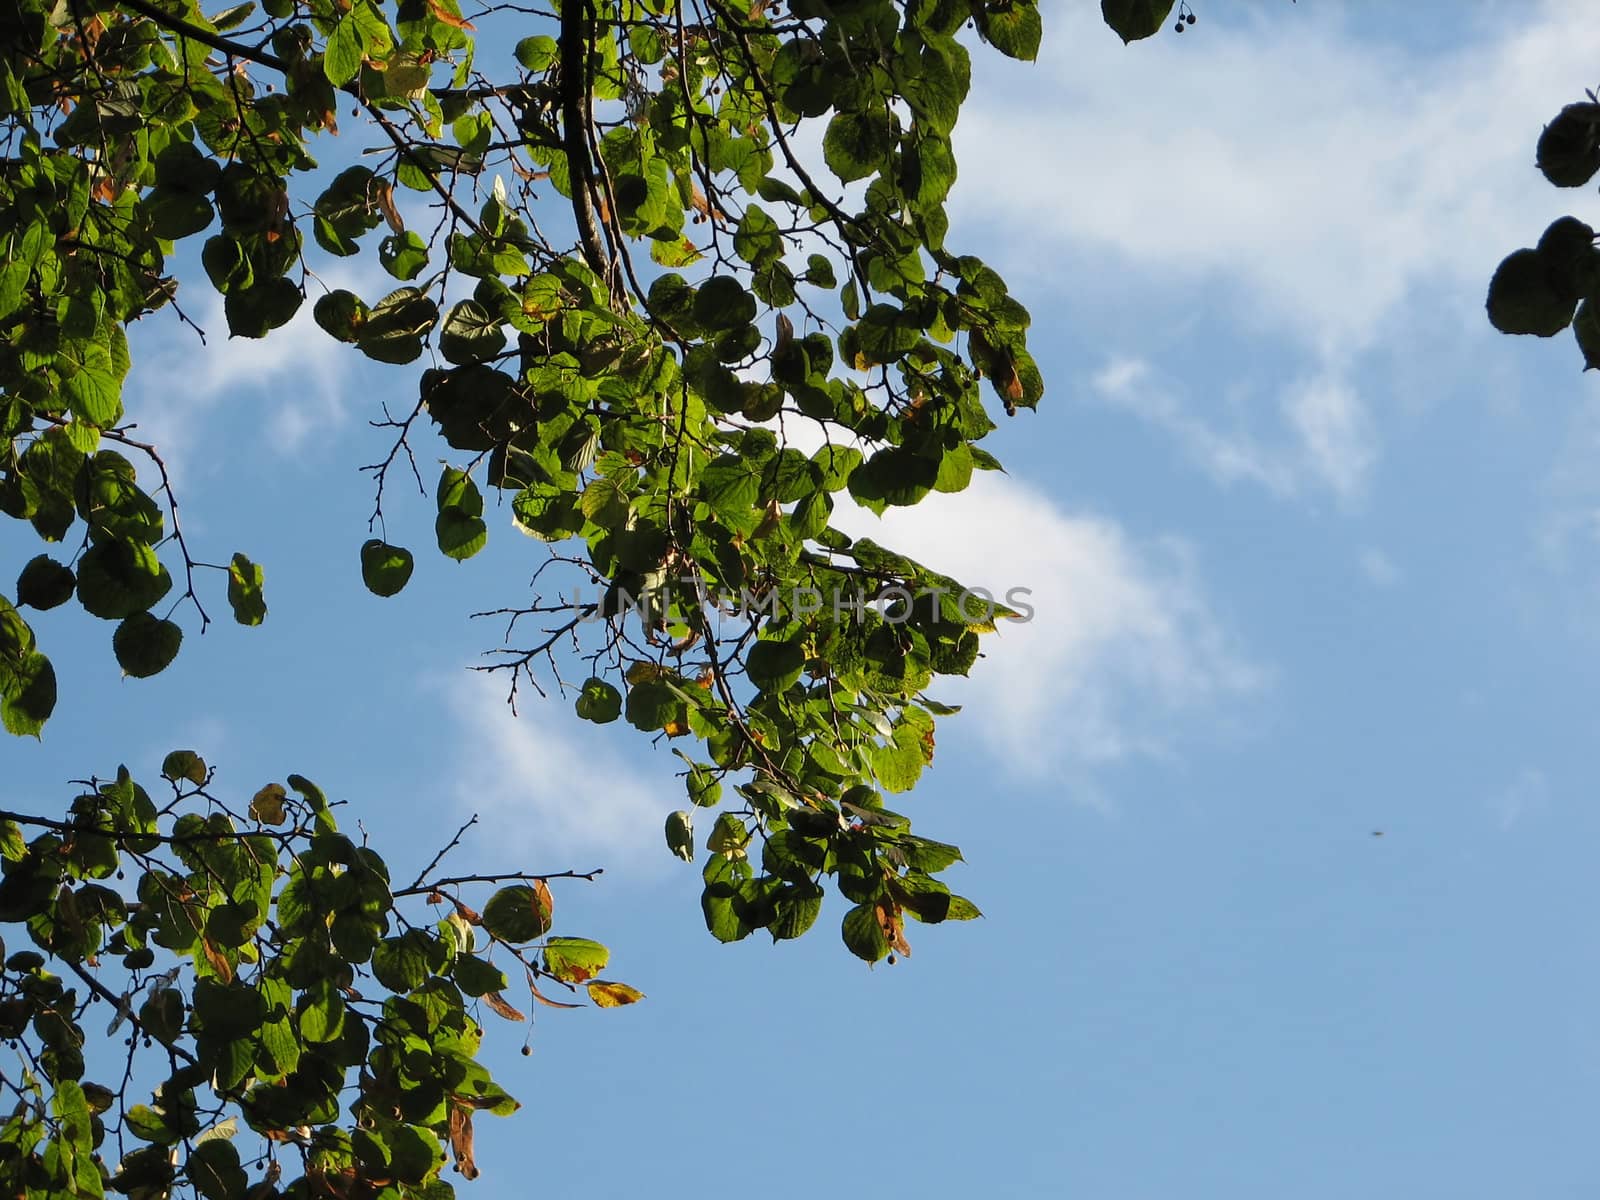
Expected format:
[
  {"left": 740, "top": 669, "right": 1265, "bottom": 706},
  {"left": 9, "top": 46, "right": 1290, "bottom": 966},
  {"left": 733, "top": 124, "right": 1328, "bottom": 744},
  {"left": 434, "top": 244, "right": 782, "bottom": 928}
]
[
  {"left": 1174, "top": 21, "right": 1183, "bottom": 31},
  {"left": 1186, "top": 12, "right": 1196, "bottom": 23}
]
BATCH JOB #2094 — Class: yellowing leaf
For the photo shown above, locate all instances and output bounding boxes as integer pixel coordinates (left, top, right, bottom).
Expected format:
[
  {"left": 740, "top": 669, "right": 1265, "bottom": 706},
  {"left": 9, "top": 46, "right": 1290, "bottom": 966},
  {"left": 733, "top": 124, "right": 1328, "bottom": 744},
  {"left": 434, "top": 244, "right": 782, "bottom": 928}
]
[
  {"left": 249, "top": 783, "right": 287, "bottom": 825},
  {"left": 625, "top": 661, "right": 665, "bottom": 685},
  {"left": 585, "top": 980, "right": 644, "bottom": 1007}
]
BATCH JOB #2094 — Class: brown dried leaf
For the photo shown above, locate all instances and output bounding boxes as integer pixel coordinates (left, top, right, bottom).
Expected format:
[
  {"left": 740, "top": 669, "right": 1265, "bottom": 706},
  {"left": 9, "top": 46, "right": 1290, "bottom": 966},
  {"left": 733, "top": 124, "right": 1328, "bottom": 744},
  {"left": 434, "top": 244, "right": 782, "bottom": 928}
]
[
  {"left": 447, "top": 1104, "right": 477, "bottom": 1179},
  {"left": 374, "top": 181, "right": 405, "bottom": 236},
  {"left": 526, "top": 975, "right": 583, "bottom": 1009},
  {"left": 200, "top": 938, "right": 234, "bottom": 983},
  {"left": 427, "top": 0, "right": 477, "bottom": 29},
  {"left": 689, "top": 184, "right": 726, "bottom": 224},
  {"left": 995, "top": 355, "right": 1023, "bottom": 416},
  {"left": 875, "top": 896, "right": 911, "bottom": 959},
  {"left": 482, "top": 991, "right": 526, "bottom": 1022}
]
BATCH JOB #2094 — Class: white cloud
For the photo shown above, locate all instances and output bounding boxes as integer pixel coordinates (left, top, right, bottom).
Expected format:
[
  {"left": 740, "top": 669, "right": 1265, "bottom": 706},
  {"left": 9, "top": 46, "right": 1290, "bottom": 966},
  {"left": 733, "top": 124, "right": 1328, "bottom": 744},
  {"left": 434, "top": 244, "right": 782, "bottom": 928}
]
[
  {"left": 832, "top": 470, "right": 1267, "bottom": 771},
  {"left": 126, "top": 264, "right": 389, "bottom": 482},
  {"left": 441, "top": 673, "right": 676, "bottom": 876},
  {"left": 956, "top": 3, "right": 1600, "bottom": 499},
  {"left": 956, "top": 3, "right": 1600, "bottom": 356}
]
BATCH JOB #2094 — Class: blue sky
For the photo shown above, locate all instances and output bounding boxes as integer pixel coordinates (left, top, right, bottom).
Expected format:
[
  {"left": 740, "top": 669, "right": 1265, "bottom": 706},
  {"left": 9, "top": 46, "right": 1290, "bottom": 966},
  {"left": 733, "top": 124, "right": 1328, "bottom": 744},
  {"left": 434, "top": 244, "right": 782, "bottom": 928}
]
[{"left": 8, "top": 1, "right": 1600, "bottom": 1195}]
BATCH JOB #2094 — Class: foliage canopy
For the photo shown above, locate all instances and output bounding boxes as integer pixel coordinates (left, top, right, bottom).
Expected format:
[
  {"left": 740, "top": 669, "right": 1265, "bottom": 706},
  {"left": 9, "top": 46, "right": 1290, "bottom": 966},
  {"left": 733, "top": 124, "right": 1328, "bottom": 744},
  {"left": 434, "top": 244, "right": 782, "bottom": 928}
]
[{"left": 0, "top": 2, "right": 1192, "bottom": 1198}]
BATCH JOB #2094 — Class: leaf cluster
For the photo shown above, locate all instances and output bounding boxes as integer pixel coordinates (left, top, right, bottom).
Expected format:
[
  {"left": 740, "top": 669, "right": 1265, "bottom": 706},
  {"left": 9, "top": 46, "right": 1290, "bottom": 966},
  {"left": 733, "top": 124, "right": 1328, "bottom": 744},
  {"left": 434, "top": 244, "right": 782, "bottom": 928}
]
[
  {"left": 0, "top": 756, "right": 634, "bottom": 1200},
  {"left": 1487, "top": 94, "right": 1600, "bottom": 368}
]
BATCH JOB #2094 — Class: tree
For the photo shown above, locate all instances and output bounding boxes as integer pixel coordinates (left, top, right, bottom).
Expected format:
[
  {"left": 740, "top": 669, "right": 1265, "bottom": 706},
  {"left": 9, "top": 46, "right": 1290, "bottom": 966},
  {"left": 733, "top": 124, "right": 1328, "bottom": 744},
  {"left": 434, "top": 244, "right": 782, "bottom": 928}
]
[
  {"left": 0, "top": 2, "right": 1191, "bottom": 1199},
  {"left": 1487, "top": 91, "right": 1600, "bottom": 363}
]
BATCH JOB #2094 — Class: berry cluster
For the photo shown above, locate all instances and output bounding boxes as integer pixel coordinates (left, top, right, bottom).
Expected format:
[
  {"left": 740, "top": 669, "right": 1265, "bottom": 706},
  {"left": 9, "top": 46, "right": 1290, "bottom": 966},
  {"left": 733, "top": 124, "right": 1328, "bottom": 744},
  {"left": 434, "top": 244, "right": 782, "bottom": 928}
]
[{"left": 1174, "top": 2, "right": 1198, "bottom": 32}]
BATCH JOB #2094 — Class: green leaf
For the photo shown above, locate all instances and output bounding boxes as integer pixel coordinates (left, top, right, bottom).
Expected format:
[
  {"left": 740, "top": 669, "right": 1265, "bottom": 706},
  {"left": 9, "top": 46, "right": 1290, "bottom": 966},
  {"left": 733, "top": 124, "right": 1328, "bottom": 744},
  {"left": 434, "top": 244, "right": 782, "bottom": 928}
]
[
  {"left": 841, "top": 902, "right": 890, "bottom": 962},
  {"left": 224, "top": 278, "right": 303, "bottom": 339},
  {"left": 325, "top": 12, "right": 365, "bottom": 85},
  {"left": 514, "top": 34, "right": 558, "bottom": 71},
  {"left": 16, "top": 555, "right": 74, "bottom": 610},
  {"left": 575, "top": 676, "right": 622, "bottom": 723},
  {"left": 1576, "top": 297, "right": 1600, "bottom": 369},
  {"left": 1100, "top": 0, "right": 1172, "bottom": 44},
  {"left": 436, "top": 467, "right": 487, "bottom": 560},
  {"left": 823, "top": 109, "right": 893, "bottom": 183},
  {"left": 211, "top": 3, "right": 256, "bottom": 31},
  {"left": 187, "top": 1138, "right": 248, "bottom": 1200},
  {"left": 944, "top": 895, "right": 982, "bottom": 920},
  {"left": 542, "top": 936, "right": 609, "bottom": 983},
  {"left": 746, "top": 636, "right": 805, "bottom": 693},
  {"left": 298, "top": 978, "right": 346, "bottom": 1043},
  {"left": 226, "top": 553, "right": 266, "bottom": 625},
  {"left": 664, "top": 810, "right": 694, "bottom": 861},
  {"left": 380, "top": 231, "right": 430, "bottom": 280},
  {"left": 1, "top": 651, "right": 55, "bottom": 736},
  {"left": 360, "top": 540, "right": 415, "bottom": 597},
  {"left": 770, "top": 881, "right": 823, "bottom": 941},
  {"left": 113, "top": 613, "right": 183, "bottom": 677},
  {"left": 357, "top": 288, "right": 438, "bottom": 364},
  {"left": 372, "top": 932, "right": 433, "bottom": 993},
  {"left": 452, "top": 953, "right": 508, "bottom": 997},
  {"left": 60, "top": 350, "right": 122, "bottom": 426},
  {"left": 313, "top": 290, "right": 370, "bottom": 343},
  {"left": 733, "top": 205, "right": 782, "bottom": 268},
  {"left": 578, "top": 475, "right": 631, "bottom": 529},
  {"left": 76, "top": 540, "right": 172, "bottom": 620},
  {"left": 481, "top": 883, "right": 553, "bottom": 943},
  {"left": 699, "top": 454, "right": 761, "bottom": 519},
  {"left": 162, "top": 750, "right": 208, "bottom": 785},
  {"left": 439, "top": 299, "right": 508, "bottom": 365},
  {"left": 436, "top": 509, "right": 488, "bottom": 560},
  {"left": 1486, "top": 248, "right": 1576, "bottom": 337},
  {"left": 692, "top": 276, "right": 757, "bottom": 330},
  {"left": 1537, "top": 103, "right": 1600, "bottom": 188}
]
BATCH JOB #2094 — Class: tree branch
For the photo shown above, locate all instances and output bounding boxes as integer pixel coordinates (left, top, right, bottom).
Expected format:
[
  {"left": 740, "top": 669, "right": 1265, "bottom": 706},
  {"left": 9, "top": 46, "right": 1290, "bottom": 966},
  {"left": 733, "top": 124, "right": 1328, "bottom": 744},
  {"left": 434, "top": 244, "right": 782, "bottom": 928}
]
[{"left": 558, "top": 0, "right": 619, "bottom": 296}]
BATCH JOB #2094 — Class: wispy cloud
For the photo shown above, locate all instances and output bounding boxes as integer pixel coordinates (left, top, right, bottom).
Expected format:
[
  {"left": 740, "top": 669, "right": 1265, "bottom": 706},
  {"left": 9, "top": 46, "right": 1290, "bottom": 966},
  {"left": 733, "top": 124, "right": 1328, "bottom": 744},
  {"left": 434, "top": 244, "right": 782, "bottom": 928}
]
[
  {"left": 1283, "top": 373, "right": 1377, "bottom": 502},
  {"left": 1359, "top": 547, "right": 1402, "bottom": 589},
  {"left": 1490, "top": 767, "right": 1549, "bottom": 830},
  {"left": 441, "top": 674, "right": 676, "bottom": 878},
  {"left": 1090, "top": 357, "right": 1377, "bottom": 501},
  {"left": 1532, "top": 393, "right": 1600, "bottom": 635}
]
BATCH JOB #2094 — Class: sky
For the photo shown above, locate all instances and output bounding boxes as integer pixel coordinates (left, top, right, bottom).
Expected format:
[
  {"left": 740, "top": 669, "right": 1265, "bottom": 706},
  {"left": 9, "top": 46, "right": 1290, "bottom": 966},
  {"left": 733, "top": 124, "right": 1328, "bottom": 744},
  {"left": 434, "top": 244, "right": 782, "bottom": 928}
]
[{"left": 8, "top": 1, "right": 1600, "bottom": 1195}]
